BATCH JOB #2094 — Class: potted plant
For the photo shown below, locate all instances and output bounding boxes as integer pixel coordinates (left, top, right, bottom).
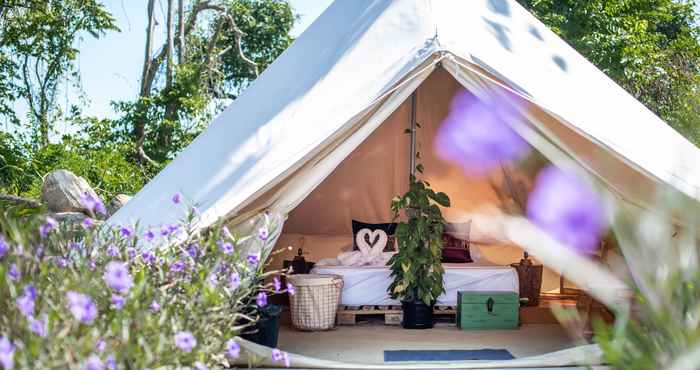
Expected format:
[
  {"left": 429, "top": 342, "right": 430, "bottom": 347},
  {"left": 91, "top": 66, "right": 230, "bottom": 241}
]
[{"left": 388, "top": 167, "right": 450, "bottom": 329}]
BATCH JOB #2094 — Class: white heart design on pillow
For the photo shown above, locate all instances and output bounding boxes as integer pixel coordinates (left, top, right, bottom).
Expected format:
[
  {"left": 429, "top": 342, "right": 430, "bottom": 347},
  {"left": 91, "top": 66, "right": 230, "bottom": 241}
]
[{"left": 355, "top": 228, "right": 388, "bottom": 261}]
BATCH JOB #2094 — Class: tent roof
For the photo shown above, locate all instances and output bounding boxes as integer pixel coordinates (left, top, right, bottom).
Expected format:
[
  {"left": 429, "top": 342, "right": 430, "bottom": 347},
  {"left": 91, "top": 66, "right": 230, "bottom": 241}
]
[{"left": 107, "top": 0, "right": 700, "bottom": 232}]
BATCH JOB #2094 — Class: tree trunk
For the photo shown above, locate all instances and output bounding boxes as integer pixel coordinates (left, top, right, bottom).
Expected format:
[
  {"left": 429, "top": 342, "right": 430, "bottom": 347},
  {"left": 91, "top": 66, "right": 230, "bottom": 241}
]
[{"left": 134, "top": 0, "right": 157, "bottom": 165}]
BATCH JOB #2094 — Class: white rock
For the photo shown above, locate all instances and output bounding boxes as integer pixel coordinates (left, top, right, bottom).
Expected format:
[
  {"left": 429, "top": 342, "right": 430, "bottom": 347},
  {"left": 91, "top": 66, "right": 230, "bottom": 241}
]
[
  {"left": 107, "top": 194, "right": 132, "bottom": 215},
  {"left": 41, "top": 170, "right": 100, "bottom": 214}
]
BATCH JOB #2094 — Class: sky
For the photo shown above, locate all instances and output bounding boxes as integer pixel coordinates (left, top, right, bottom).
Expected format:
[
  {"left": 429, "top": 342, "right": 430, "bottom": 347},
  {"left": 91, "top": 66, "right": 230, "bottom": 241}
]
[{"left": 13, "top": 0, "right": 333, "bottom": 136}]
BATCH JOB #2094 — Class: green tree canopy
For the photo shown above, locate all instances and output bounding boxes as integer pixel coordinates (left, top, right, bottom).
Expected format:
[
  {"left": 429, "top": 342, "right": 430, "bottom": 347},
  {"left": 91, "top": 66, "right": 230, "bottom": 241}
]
[{"left": 517, "top": 0, "right": 700, "bottom": 144}]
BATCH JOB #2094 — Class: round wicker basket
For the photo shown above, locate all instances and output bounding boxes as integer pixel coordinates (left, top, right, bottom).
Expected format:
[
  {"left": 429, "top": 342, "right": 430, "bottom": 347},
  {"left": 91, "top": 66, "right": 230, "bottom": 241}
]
[{"left": 287, "top": 274, "right": 343, "bottom": 331}]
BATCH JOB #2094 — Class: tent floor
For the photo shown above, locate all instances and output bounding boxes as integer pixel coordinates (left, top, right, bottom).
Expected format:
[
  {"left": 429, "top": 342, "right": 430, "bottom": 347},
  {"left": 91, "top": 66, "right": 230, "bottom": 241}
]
[{"left": 277, "top": 319, "right": 578, "bottom": 365}]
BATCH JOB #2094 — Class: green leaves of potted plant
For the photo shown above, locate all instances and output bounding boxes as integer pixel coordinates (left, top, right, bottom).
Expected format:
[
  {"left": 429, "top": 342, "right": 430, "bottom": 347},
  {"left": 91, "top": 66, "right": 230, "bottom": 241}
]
[{"left": 388, "top": 170, "right": 450, "bottom": 329}]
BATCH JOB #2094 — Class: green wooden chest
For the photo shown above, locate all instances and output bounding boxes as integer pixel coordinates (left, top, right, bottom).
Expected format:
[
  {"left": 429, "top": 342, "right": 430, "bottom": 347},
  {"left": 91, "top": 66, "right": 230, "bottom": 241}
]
[{"left": 457, "top": 291, "right": 519, "bottom": 330}]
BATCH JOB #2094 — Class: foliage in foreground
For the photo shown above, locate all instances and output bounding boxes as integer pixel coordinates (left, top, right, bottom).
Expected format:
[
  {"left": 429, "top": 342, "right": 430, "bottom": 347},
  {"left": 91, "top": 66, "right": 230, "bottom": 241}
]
[{"left": 0, "top": 195, "right": 292, "bottom": 369}]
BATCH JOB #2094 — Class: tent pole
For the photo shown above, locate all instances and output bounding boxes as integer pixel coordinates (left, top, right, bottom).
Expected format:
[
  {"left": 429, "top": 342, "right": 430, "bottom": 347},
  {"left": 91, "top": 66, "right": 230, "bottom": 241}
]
[{"left": 409, "top": 91, "right": 417, "bottom": 177}]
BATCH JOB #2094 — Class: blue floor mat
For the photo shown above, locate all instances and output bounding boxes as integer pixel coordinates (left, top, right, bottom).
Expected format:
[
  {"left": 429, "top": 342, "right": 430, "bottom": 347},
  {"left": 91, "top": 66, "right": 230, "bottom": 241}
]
[{"left": 384, "top": 349, "right": 515, "bottom": 362}]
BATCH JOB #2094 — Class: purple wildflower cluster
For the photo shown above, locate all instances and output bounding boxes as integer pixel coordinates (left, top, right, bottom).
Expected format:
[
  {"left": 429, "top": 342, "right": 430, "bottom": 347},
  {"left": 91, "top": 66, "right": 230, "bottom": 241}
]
[{"left": 16, "top": 284, "right": 36, "bottom": 317}]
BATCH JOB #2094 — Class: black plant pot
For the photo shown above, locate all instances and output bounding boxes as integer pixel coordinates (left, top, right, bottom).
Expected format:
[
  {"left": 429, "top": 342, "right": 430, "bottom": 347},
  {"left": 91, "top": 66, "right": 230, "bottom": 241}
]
[
  {"left": 401, "top": 300, "right": 434, "bottom": 329},
  {"left": 241, "top": 304, "right": 282, "bottom": 347}
]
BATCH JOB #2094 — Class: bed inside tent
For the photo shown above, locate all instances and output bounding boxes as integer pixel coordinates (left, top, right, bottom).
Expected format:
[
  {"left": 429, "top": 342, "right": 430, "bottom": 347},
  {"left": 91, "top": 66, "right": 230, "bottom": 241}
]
[{"left": 248, "top": 68, "right": 615, "bottom": 365}]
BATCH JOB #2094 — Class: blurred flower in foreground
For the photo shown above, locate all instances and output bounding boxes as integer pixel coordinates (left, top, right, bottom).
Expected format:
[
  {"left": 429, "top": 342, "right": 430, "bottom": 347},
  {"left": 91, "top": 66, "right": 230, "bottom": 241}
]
[
  {"left": 174, "top": 331, "right": 197, "bottom": 353},
  {"left": 194, "top": 362, "right": 208, "bottom": 370},
  {"left": 526, "top": 165, "right": 605, "bottom": 254},
  {"left": 0, "top": 237, "right": 7, "bottom": 258},
  {"left": 435, "top": 90, "right": 530, "bottom": 176},
  {"left": 150, "top": 300, "right": 160, "bottom": 312}
]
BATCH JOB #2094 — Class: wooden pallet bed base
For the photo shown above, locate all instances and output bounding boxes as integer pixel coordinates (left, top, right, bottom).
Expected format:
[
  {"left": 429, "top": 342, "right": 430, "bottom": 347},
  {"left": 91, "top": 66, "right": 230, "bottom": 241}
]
[{"left": 337, "top": 305, "right": 456, "bottom": 326}]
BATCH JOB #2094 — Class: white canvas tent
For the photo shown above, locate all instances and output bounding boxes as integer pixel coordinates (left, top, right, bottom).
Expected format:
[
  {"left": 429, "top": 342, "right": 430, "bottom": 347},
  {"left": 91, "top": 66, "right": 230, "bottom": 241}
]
[{"left": 107, "top": 0, "right": 700, "bottom": 252}]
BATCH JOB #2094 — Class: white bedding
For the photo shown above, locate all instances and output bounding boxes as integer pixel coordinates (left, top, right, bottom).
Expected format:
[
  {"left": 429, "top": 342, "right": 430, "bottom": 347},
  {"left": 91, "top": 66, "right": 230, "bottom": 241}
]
[{"left": 311, "top": 261, "right": 519, "bottom": 306}]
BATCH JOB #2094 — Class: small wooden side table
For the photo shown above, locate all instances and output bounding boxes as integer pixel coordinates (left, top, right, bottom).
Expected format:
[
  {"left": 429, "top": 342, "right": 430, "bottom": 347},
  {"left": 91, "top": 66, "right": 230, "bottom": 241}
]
[{"left": 510, "top": 259, "right": 543, "bottom": 307}]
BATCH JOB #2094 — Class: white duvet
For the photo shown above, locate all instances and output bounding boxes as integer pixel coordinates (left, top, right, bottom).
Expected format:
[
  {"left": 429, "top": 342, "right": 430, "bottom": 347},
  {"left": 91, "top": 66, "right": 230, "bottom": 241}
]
[{"left": 311, "top": 261, "right": 519, "bottom": 306}]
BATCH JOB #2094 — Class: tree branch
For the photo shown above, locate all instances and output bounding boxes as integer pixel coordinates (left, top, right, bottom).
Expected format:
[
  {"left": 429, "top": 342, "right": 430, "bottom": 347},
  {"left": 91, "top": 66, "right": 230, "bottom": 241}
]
[{"left": 0, "top": 194, "right": 42, "bottom": 208}]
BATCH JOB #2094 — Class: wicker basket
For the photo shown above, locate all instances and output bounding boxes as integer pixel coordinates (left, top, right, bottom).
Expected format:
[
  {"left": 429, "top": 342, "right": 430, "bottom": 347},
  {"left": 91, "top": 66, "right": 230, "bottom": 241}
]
[{"left": 287, "top": 274, "right": 343, "bottom": 331}]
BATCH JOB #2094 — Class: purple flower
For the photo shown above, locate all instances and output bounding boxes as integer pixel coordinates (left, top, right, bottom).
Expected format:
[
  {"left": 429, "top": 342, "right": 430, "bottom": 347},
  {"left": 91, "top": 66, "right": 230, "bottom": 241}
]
[
  {"left": 173, "top": 331, "right": 197, "bottom": 353},
  {"left": 69, "top": 242, "right": 81, "bottom": 250},
  {"left": 16, "top": 293, "right": 34, "bottom": 317},
  {"left": 186, "top": 244, "right": 198, "bottom": 258},
  {"left": 0, "top": 237, "right": 8, "bottom": 259},
  {"left": 39, "top": 216, "right": 58, "bottom": 238},
  {"left": 82, "top": 218, "right": 96, "bottom": 229},
  {"left": 218, "top": 240, "right": 233, "bottom": 254},
  {"left": 106, "top": 244, "right": 120, "bottom": 258},
  {"left": 273, "top": 277, "right": 281, "bottom": 292},
  {"left": 167, "top": 224, "right": 180, "bottom": 235},
  {"left": 271, "top": 349, "right": 290, "bottom": 367},
  {"left": 103, "top": 262, "right": 133, "bottom": 293},
  {"left": 434, "top": 90, "right": 530, "bottom": 176},
  {"left": 105, "top": 355, "right": 116, "bottom": 370},
  {"left": 286, "top": 283, "right": 296, "bottom": 296},
  {"left": 88, "top": 260, "right": 97, "bottom": 271},
  {"left": 229, "top": 273, "right": 241, "bottom": 290},
  {"left": 150, "top": 299, "right": 160, "bottom": 312},
  {"left": 170, "top": 260, "right": 185, "bottom": 273},
  {"left": 84, "top": 354, "right": 104, "bottom": 370},
  {"left": 141, "top": 250, "right": 156, "bottom": 264},
  {"left": 8, "top": 263, "right": 19, "bottom": 281},
  {"left": 226, "top": 339, "right": 240, "bottom": 359},
  {"left": 96, "top": 339, "right": 106, "bottom": 353},
  {"left": 0, "top": 336, "right": 14, "bottom": 370},
  {"left": 66, "top": 291, "right": 98, "bottom": 324},
  {"left": 119, "top": 226, "right": 133, "bottom": 238},
  {"left": 246, "top": 253, "right": 259, "bottom": 266},
  {"left": 526, "top": 165, "right": 605, "bottom": 254},
  {"left": 55, "top": 257, "right": 69, "bottom": 269},
  {"left": 256, "top": 292, "right": 268, "bottom": 307},
  {"left": 194, "top": 362, "right": 208, "bottom": 370},
  {"left": 81, "top": 193, "right": 107, "bottom": 216},
  {"left": 126, "top": 248, "right": 136, "bottom": 259},
  {"left": 111, "top": 294, "right": 125, "bottom": 310},
  {"left": 24, "top": 284, "right": 37, "bottom": 300},
  {"left": 143, "top": 229, "right": 156, "bottom": 242},
  {"left": 28, "top": 315, "right": 47, "bottom": 337},
  {"left": 160, "top": 225, "right": 171, "bottom": 237},
  {"left": 258, "top": 227, "right": 269, "bottom": 242},
  {"left": 172, "top": 193, "right": 182, "bottom": 204}
]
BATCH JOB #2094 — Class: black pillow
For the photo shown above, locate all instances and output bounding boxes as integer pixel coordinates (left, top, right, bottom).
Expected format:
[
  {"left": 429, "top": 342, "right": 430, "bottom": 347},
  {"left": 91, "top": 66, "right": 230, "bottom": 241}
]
[{"left": 352, "top": 220, "right": 397, "bottom": 252}]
